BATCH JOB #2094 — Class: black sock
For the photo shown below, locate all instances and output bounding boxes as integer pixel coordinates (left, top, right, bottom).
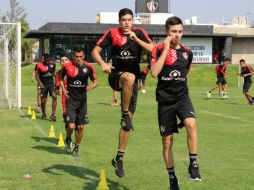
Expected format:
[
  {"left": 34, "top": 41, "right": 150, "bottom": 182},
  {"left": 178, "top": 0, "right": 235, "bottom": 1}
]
[
  {"left": 167, "top": 167, "right": 176, "bottom": 180},
  {"left": 189, "top": 153, "right": 197, "bottom": 165},
  {"left": 74, "top": 143, "right": 79, "bottom": 149},
  {"left": 116, "top": 150, "right": 124, "bottom": 161},
  {"left": 122, "top": 110, "right": 128, "bottom": 115}
]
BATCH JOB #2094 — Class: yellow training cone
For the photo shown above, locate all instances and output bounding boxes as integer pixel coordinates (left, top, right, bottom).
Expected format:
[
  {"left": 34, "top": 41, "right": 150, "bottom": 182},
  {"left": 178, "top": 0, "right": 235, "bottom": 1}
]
[
  {"left": 31, "top": 110, "right": 36, "bottom": 120},
  {"left": 57, "top": 133, "right": 65, "bottom": 147},
  {"left": 27, "top": 106, "right": 32, "bottom": 115},
  {"left": 97, "top": 169, "right": 109, "bottom": 190},
  {"left": 48, "top": 125, "right": 56, "bottom": 138}
]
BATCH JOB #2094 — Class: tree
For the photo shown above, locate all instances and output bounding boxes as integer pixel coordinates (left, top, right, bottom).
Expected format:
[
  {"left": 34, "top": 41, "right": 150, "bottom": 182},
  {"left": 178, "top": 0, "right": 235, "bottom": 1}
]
[{"left": 2, "top": 0, "right": 35, "bottom": 62}]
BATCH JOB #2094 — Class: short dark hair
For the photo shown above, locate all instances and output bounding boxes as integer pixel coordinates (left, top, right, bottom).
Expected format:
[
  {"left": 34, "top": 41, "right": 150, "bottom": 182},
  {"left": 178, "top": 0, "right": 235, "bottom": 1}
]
[
  {"left": 165, "top": 16, "right": 183, "bottom": 30},
  {"left": 73, "top": 46, "right": 84, "bottom": 54},
  {"left": 239, "top": 59, "right": 245, "bottom": 63},
  {"left": 224, "top": 57, "right": 231, "bottom": 62},
  {"left": 119, "top": 8, "right": 133, "bottom": 20}
]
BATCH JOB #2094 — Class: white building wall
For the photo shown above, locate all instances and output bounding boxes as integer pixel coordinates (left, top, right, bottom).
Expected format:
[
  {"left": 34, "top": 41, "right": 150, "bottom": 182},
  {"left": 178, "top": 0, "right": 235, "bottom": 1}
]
[{"left": 99, "top": 12, "right": 119, "bottom": 24}]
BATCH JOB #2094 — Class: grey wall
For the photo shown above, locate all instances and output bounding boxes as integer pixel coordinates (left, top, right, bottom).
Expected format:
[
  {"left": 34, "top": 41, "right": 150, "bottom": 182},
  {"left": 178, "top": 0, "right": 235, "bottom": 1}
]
[{"left": 135, "top": 0, "right": 169, "bottom": 13}]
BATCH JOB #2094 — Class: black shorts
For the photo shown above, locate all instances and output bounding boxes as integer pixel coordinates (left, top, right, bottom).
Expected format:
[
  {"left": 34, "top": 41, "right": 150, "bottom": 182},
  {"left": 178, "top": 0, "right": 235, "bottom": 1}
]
[
  {"left": 243, "top": 81, "right": 252, "bottom": 92},
  {"left": 158, "top": 95, "right": 195, "bottom": 136},
  {"left": 66, "top": 98, "right": 89, "bottom": 125},
  {"left": 108, "top": 72, "right": 138, "bottom": 114},
  {"left": 216, "top": 77, "right": 227, "bottom": 85},
  {"left": 41, "top": 85, "right": 56, "bottom": 98}
]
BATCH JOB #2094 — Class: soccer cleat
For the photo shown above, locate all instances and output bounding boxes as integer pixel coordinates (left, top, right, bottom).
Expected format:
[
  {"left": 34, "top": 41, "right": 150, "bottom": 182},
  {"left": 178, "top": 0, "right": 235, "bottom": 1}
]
[
  {"left": 169, "top": 177, "right": 180, "bottom": 190},
  {"left": 141, "top": 89, "right": 146, "bottom": 94},
  {"left": 120, "top": 113, "right": 133, "bottom": 131},
  {"left": 111, "top": 158, "right": 124, "bottom": 177},
  {"left": 221, "top": 94, "right": 229, "bottom": 99},
  {"left": 65, "top": 139, "right": 72, "bottom": 154},
  {"left": 41, "top": 114, "right": 47, "bottom": 120},
  {"left": 50, "top": 114, "right": 56, "bottom": 121},
  {"left": 188, "top": 161, "right": 202, "bottom": 181},
  {"left": 72, "top": 146, "right": 79, "bottom": 157},
  {"left": 206, "top": 91, "right": 211, "bottom": 98},
  {"left": 111, "top": 100, "right": 118, "bottom": 106}
]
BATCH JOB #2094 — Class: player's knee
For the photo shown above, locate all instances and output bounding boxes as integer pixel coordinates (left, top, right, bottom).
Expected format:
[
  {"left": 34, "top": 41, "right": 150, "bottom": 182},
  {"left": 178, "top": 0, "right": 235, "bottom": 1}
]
[
  {"left": 77, "top": 125, "right": 84, "bottom": 131},
  {"left": 122, "top": 73, "right": 135, "bottom": 85}
]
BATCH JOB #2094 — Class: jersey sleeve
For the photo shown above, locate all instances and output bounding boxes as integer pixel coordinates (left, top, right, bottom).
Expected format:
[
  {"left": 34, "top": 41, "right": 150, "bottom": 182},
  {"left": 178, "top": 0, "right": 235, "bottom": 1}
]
[
  {"left": 150, "top": 45, "right": 161, "bottom": 66},
  {"left": 55, "top": 70, "right": 61, "bottom": 88},
  {"left": 61, "top": 66, "right": 67, "bottom": 80},
  {"left": 88, "top": 64, "right": 97, "bottom": 81},
  {"left": 96, "top": 29, "right": 112, "bottom": 49},
  {"left": 135, "top": 28, "right": 152, "bottom": 44},
  {"left": 187, "top": 51, "right": 193, "bottom": 70},
  {"left": 247, "top": 66, "right": 253, "bottom": 73}
]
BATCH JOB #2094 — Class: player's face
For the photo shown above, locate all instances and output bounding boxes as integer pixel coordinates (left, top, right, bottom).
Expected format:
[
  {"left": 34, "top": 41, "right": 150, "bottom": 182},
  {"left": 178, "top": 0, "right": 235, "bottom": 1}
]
[
  {"left": 119, "top": 14, "right": 133, "bottom": 33},
  {"left": 60, "top": 56, "right": 69, "bottom": 67},
  {"left": 166, "top": 24, "right": 183, "bottom": 45},
  {"left": 73, "top": 51, "right": 84, "bottom": 66}
]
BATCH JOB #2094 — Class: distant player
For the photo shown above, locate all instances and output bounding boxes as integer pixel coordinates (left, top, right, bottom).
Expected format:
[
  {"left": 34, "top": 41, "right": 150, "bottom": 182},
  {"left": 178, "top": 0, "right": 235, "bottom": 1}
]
[
  {"left": 36, "top": 54, "right": 57, "bottom": 120},
  {"left": 138, "top": 65, "right": 150, "bottom": 93},
  {"left": 60, "top": 47, "right": 97, "bottom": 157},
  {"left": 207, "top": 58, "right": 231, "bottom": 99},
  {"left": 237, "top": 59, "right": 254, "bottom": 104}
]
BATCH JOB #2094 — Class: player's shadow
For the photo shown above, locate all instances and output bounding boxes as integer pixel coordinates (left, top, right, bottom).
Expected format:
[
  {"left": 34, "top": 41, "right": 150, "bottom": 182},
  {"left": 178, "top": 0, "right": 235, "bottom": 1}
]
[
  {"left": 98, "top": 102, "right": 111, "bottom": 106},
  {"left": 42, "top": 164, "right": 129, "bottom": 190},
  {"left": 31, "top": 136, "right": 58, "bottom": 144},
  {"left": 31, "top": 145, "right": 66, "bottom": 155}
]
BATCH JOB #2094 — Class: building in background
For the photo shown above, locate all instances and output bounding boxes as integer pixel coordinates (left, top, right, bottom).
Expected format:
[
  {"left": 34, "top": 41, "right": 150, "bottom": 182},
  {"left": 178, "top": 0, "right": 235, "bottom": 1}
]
[{"left": 25, "top": 0, "right": 254, "bottom": 64}]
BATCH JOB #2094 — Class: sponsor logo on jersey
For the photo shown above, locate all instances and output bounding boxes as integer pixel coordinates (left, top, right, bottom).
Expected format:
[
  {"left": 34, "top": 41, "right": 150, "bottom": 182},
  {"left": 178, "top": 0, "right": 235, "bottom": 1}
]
[
  {"left": 147, "top": 0, "right": 158, "bottom": 13},
  {"left": 116, "top": 50, "right": 135, "bottom": 60},
  {"left": 70, "top": 80, "right": 86, "bottom": 88},
  {"left": 161, "top": 70, "right": 185, "bottom": 81}
]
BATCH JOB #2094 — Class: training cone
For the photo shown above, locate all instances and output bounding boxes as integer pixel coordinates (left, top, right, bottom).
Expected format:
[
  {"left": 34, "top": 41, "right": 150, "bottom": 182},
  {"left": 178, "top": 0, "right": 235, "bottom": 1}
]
[
  {"left": 48, "top": 125, "right": 56, "bottom": 138},
  {"left": 31, "top": 110, "right": 36, "bottom": 120},
  {"left": 57, "top": 133, "right": 65, "bottom": 147},
  {"left": 27, "top": 106, "right": 32, "bottom": 115},
  {"left": 97, "top": 169, "right": 109, "bottom": 190}
]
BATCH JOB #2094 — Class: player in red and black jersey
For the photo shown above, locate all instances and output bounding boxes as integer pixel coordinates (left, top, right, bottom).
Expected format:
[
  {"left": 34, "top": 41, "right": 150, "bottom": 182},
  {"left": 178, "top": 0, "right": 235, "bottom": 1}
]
[
  {"left": 138, "top": 64, "right": 150, "bottom": 93},
  {"left": 150, "top": 16, "right": 201, "bottom": 189},
  {"left": 237, "top": 59, "right": 254, "bottom": 104},
  {"left": 60, "top": 47, "right": 97, "bottom": 157},
  {"left": 92, "top": 8, "right": 154, "bottom": 178},
  {"left": 36, "top": 54, "right": 57, "bottom": 121},
  {"left": 207, "top": 58, "right": 231, "bottom": 99}
]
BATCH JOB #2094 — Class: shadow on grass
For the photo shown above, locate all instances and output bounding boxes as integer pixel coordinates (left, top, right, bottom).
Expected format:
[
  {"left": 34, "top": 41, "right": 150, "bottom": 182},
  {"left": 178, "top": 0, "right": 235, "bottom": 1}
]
[
  {"left": 31, "top": 145, "right": 66, "bottom": 155},
  {"left": 98, "top": 102, "right": 111, "bottom": 106},
  {"left": 31, "top": 136, "right": 58, "bottom": 144},
  {"left": 42, "top": 164, "right": 129, "bottom": 190}
]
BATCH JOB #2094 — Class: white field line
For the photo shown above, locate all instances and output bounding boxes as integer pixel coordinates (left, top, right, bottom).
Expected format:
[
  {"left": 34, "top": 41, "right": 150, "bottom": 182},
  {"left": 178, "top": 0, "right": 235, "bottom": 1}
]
[{"left": 200, "top": 110, "right": 254, "bottom": 124}]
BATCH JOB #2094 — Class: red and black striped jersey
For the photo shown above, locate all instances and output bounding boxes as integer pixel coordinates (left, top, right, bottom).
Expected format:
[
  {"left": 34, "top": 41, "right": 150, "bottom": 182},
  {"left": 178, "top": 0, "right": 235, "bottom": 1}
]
[
  {"left": 241, "top": 65, "right": 253, "bottom": 82},
  {"left": 215, "top": 62, "right": 227, "bottom": 77},
  {"left": 36, "top": 61, "right": 56, "bottom": 86},
  {"left": 96, "top": 27, "right": 152, "bottom": 77},
  {"left": 151, "top": 44, "right": 193, "bottom": 102},
  {"left": 61, "top": 61, "right": 96, "bottom": 100}
]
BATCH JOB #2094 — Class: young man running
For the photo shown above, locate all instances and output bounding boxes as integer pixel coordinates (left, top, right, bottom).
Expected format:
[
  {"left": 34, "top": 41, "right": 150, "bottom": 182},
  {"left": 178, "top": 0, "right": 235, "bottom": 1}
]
[
  {"left": 92, "top": 8, "right": 154, "bottom": 177},
  {"left": 150, "top": 16, "right": 201, "bottom": 190},
  {"left": 60, "top": 47, "right": 97, "bottom": 157}
]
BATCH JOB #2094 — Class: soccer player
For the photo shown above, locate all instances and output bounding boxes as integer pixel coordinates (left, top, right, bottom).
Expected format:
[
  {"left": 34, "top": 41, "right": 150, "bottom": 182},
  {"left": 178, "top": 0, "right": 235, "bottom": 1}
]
[
  {"left": 138, "top": 65, "right": 150, "bottom": 93},
  {"left": 36, "top": 54, "right": 57, "bottom": 121},
  {"left": 60, "top": 47, "right": 97, "bottom": 157},
  {"left": 237, "top": 59, "right": 254, "bottom": 104},
  {"left": 150, "top": 16, "right": 201, "bottom": 190},
  {"left": 92, "top": 8, "right": 154, "bottom": 177},
  {"left": 207, "top": 58, "right": 231, "bottom": 99}
]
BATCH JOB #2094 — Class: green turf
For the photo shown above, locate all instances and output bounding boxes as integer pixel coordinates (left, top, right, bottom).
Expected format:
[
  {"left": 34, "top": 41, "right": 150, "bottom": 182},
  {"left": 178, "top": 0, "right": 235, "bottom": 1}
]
[{"left": 0, "top": 64, "right": 253, "bottom": 190}]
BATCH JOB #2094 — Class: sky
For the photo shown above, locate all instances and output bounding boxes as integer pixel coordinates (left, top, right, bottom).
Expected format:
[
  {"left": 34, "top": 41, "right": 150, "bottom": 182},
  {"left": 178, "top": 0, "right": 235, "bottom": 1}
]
[{"left": 1, "top": 0, "right": 254, "bottom": 30}]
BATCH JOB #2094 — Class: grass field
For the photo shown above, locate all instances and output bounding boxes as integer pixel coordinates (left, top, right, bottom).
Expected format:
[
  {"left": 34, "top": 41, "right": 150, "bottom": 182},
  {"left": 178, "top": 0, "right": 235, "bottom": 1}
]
[{"left": 1, "top": 64, "right": 254, "bottom": 190}]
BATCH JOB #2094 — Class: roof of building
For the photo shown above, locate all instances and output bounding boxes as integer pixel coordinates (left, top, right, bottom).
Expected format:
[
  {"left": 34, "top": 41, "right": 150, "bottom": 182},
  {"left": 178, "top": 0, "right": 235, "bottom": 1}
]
[{"left": 25, "top": 22, "right": 215, "bottom": 38}]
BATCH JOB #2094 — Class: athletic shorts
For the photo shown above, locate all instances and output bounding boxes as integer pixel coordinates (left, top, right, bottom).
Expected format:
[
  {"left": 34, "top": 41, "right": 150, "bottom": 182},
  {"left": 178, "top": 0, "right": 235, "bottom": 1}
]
[
  {"left": 158, "top": 95, "right": 195, "bottom": 136},
  {"left": 41, "top": 85, "right": 56, "bottom": 98},
  {"left": 216, "top": 77, "right": 227, "bottom": 85},
  {"left": 108, "top": 72, "right": 138, "bottom": 114},
  {"left": 243, "top": 81, "right": 252, "bottom": 92},
  {"left": 66, "top": 98, "right": 89, "bottom": 125}
]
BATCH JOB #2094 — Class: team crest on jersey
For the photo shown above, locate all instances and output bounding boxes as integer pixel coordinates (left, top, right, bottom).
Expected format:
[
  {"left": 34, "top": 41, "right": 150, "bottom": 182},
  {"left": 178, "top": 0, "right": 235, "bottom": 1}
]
[
  {"left": 182, "top": 52, "right": 188, "bottom": 60},
  {"left": 83, "top": 68, "right": 88, "bottom": 73},
  {"left": 147, "top": 0, "right": 158, "bottom": 13},
  {"left": 50, "top": 64, "right": 53, "bottom": 68}
]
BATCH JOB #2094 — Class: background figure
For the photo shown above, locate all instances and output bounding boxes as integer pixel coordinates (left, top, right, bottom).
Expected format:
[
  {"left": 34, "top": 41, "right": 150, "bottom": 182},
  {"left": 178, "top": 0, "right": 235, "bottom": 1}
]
[
  {"left": 237, "top": 59, "right": 254, "bottom": 104},
  {"left": 111, "top": 90, "right": 118, "bottom": 106},
  {"left": 138, "top": 64, "right": 150, "bottom": 93},
  {"left": 36, "top": 54, "right": 57, "bottom": 120},
  {"left": 207, "top": 58, "right": 231, "bottom": 99},
  {"left": 92, "top": 8, "right": 153, "bottom": 178},
  {"left": 150, "top": 16, "right": 201, "bottom": 190}
]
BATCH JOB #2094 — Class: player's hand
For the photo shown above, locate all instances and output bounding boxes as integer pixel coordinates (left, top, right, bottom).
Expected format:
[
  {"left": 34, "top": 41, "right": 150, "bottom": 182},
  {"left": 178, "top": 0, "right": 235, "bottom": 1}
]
[
  {"left": 101, "top": 63, "right": 115, "bottom": 73},
  {"left": 163, "top": 36, "right": 172, "bottom": 51},
  {"left": 63, "top": 90, "right": 70, "bottom": 100},
  {"left": 39, "top": 82, "right": 44, "bottom": 88},
  {"left": 124, "top": 29, "right": 137, "bottom": 41},
  {"left": 55, "top": 90, "right": 62, "bottom": 95},
  {"left": 31, "top": 78, "right": 35, "bottom": 83}
]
